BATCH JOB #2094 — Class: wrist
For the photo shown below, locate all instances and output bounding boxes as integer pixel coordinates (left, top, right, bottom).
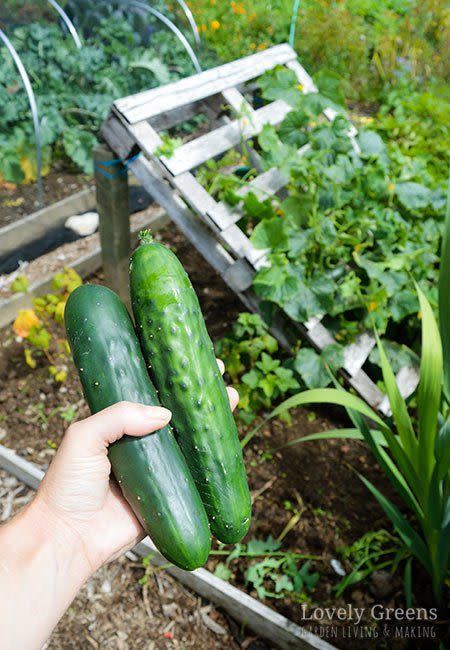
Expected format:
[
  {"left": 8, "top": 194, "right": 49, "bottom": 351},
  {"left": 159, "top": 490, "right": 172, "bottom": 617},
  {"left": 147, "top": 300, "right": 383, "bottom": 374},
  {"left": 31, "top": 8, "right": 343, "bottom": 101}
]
[
  {"left": 28, "top": 492, "right": 95, "bottom": 582},
  {"left": 0, "top": 496, "right": 93, "bottom": 649}
]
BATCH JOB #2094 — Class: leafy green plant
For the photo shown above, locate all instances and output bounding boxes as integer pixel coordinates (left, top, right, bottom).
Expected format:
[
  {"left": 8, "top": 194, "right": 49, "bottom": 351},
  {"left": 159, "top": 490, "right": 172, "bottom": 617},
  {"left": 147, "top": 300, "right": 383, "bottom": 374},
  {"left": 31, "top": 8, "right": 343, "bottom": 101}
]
[
  {"left": 336, "top": 529, "right": 410, "bottom": 598},
  {"left": 0, "top": 16, "right": 197, "bottom": 183},
  {"left": 215, "top": 313, "right": 298, "bottom": 422},
  {"left": 212, "top": 535, "right": 319, "bottom": 601},
  {"left": 13, "top": 268, "right": 82, "bottom": 380}
]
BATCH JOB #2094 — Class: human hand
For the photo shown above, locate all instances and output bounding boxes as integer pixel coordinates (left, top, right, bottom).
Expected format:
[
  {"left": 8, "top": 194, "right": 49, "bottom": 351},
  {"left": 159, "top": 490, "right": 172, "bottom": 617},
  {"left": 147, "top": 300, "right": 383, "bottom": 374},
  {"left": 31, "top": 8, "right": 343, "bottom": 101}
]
[{"left": 34, "top": 362, "right": 239, "bottom": 575}]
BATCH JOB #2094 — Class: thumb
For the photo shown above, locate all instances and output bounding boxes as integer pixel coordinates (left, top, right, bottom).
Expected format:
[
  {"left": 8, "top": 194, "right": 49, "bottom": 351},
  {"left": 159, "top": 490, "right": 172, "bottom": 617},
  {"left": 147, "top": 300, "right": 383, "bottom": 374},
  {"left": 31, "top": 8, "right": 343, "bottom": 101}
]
[{"left": 66, "top": 401, "right": 172, "bottom": 453}]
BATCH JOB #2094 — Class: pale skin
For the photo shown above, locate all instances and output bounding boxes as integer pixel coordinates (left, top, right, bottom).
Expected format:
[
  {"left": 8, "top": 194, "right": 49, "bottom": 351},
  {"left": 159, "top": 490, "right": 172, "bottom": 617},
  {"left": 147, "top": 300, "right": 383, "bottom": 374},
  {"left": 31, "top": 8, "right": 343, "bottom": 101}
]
[{"left": 0, "top": 360, "right": 238, "bottom": 650}]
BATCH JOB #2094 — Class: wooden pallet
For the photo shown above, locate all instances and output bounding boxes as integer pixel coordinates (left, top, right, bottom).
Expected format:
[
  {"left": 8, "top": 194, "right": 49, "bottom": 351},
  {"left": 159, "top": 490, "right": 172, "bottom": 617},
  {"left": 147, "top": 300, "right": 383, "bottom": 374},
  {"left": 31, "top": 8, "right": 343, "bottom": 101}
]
[{"left": 101, "top": 43, "right": 418, "bottom": 414}]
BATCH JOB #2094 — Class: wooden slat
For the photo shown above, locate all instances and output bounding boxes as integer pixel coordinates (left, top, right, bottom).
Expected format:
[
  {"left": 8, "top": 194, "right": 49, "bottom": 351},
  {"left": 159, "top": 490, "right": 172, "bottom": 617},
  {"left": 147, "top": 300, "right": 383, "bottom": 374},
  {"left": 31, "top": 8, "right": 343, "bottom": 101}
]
[
  {"left": 161, "top": 99, "right": 291, "bottom": 175},
  {"left": 222, "top": 258, "right": 254, "bottom": 292},
  {"left": 0, "top": 187, "right": 95, "bottom": 261},
  {"left": 379, "top": 366, "right": 419, "bottom": 415},
  {"left": 149, "top": 94, "right": 224, "bottom": 131},
  {"left": 343, "top": 333, "right": 376, "bottom": 377},
  {"left": 114, "top": 44, "right": 297, "bottom": 124},
  {"left": 172, "top": 172, "right": 222, "bottom": 229},
  {"left": 100, "top": 112, "right": 137, "bottom": 160},
  {"left": 206, "top": 144, "right": 310, "bottom": 230},
  {"left": 221, "top": 86, "right": 253, "bottom": 114},
  {"left": 348, "top": 369, "right": 385, "bottom": 411},
  {"left": 286, "top": 59, "right": 317, "bottom": 93}
]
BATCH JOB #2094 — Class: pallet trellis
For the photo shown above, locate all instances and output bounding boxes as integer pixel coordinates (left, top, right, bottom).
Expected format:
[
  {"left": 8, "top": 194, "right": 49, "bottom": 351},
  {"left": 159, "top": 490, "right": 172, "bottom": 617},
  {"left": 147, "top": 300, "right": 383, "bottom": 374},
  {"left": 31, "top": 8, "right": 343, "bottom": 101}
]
[{"left": 100, "top": 43, "right": 418, "bottom": 415}]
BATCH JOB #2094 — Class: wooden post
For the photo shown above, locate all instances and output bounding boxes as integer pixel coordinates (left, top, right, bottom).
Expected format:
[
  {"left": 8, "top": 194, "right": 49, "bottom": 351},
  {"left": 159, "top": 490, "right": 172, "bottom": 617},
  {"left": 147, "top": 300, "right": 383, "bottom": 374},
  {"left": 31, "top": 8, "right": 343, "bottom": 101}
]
[{"left": 93, "top": 144, "right": 130, "bottom": 302}]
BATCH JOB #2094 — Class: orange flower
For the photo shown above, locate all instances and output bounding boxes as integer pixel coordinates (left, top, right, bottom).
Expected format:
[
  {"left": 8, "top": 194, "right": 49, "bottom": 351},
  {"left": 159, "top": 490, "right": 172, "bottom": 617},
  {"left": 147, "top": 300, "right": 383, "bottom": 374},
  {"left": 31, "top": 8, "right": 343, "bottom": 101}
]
[
  {"left": 211, "top": 19, "right": 220, "bottom": 30},
  {"left": 231, "top": 1, "right": 246, "bottom": 15},
  {"left": 368, "top": 301, "right": 378, "bottom": 313},
  {"left": 200, "top": 23, "right": 207, "bottom": 32},
  {"left": 13, "top": 309, "right": 40, "bottom": 338}
]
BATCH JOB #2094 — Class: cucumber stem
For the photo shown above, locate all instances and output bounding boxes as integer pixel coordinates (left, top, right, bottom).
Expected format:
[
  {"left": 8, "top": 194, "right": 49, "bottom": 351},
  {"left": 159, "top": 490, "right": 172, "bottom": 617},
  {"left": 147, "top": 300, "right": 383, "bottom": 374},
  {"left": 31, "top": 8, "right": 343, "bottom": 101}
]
[{"left": 139, "top": 229, "right": 154, "bottom": 245}]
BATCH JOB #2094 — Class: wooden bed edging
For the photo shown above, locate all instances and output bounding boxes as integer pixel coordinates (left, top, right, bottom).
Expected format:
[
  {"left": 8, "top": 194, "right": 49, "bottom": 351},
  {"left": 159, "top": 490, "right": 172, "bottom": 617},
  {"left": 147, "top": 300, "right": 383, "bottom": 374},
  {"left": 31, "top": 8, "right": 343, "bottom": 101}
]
[
  {"left": 0, "top": 187, "right": 96, "bottom": 260},
  {"left": 0, "top": 443, "right": 335, "bottom": 650},
  {"left": 0, "top": 206, "right": 169, "bottom": 328}
]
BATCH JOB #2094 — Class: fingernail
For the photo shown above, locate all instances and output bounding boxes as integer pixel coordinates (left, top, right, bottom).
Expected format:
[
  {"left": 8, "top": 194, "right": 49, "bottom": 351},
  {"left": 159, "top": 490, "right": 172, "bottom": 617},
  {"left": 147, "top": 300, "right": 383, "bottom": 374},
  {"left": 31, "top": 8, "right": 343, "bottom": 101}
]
[{"left": 144, "top": 406, "right": 172, "bottom": 421}]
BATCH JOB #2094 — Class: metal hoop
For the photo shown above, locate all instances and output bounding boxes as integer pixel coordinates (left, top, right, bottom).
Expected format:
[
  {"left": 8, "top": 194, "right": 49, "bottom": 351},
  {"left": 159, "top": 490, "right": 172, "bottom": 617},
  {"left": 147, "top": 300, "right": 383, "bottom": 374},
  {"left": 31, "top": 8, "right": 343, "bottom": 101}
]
[
  {"left": 47, "top": 0, "right": 83, "bottom": 49},
  {"left": 130, "top": 1, "right": 202, "bottom": 73},
  {"left": 0, "top": 29, "right": 43, "bottom": 209},
  {"left": 173, "top": 0, "right": 200, "bottom": 48}
]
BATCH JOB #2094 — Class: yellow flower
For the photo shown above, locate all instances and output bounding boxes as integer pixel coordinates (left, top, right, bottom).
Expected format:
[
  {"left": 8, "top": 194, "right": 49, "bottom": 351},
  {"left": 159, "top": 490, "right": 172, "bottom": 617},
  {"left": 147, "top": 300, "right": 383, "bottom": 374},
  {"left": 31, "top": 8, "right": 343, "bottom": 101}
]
[
  {"left": 210, "top": 0, "right": 216, "bottom": 4},
  {"left": 354, "top": 243, "right": 362, "bottom": 253},
  {"left": 257, "top": 43, "right": 267, "bottom": 51},
  {"left": 249, "top": 12, "right": 256, "bottom": 20},
  {"left": 388, "top": 182, "right": 395, "bottom": 193},
  {"left": 211, "top": 19, "right": 220, "bottom": 30},
  {"left": 200, "top": 23, "right": 207, "bottom": 32},
  {"left": 250, "top": 42, "right": 256, "bottom": 49},
  {"left": 368, "top": 301, "right": 378, "bottom": 312},
  {"left": 13, "top": 309, "right": 40, "bottom": 339}
]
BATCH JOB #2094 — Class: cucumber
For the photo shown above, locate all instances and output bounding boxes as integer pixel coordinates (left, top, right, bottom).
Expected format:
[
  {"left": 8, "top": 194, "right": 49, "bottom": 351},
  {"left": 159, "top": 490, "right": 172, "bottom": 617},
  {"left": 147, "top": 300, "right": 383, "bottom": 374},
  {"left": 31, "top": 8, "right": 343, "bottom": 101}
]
[
  {"left": 64, "top": 284, "right": 211, "bottom": 570},
  {"left": 130, "top": 232, "right": 251, "bottom": 544}
]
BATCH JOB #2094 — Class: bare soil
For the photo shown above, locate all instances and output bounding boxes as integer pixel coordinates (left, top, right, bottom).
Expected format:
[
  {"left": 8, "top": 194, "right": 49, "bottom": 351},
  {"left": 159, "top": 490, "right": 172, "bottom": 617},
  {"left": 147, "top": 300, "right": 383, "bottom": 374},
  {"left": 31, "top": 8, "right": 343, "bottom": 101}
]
[
  {"left": 0, "top": 167, "right": 93, "bottom": 228},
  {"left": 0, "top": 226, "right": 448, "bottom": 649}
]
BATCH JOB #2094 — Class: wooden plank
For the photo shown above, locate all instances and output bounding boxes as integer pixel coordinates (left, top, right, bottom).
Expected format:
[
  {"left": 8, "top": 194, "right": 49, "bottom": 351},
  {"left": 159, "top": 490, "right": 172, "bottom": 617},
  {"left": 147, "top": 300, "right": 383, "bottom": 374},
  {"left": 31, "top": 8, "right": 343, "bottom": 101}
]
[
  {"left": 114, "top": 44, "right": 297, "bottom": 123},
  {"left": 161, "top": 99, "right": 291, "bottom": 175},
  {"left": 206, "top": 144, "right": 310, "bottom": 230},
  {"left": 379, "top": 366, "right": 419, "bottom": 415},
  {"left": 0, "top": 445, "right": 44, "bottom": 490},
  {"left": 286, "top": 59, "right": 317, "bottom": 93},
  {"left": 221, "top": 86, "right": 253, "bottom": 114},
  {"left": 343, "top": 333, "right": 376, "bottom": 377},
  {"left": 0, "top": 444, "right": 334, "bottom": 650},
  {"left": 222, "top": 258, "right": 254, "bottom": 292},
  {"left": 0, "top": 187, "right": 95, "bottom": 260},
  {"left": 93, "top": 144, "right": 131, "bottom": 303},
  {"left": 149, "top": 94, "right": 224, "bottom": 131},
  {"left": 100, "top": 111, "right": 137, "bottom": 160},
  {"left": 348, "top": 369, "right": 385, "bottom": 410}
]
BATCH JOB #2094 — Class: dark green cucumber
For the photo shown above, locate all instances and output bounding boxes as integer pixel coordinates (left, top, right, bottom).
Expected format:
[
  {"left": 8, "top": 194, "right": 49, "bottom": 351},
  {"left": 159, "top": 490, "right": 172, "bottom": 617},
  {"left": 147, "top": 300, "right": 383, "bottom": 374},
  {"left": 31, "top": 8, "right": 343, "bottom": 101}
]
[
  {"left": 130, "top": 233, "right": 251, "bottom": 544},
  {"left": 64, "top": 284, "right": 211, "bottom": 570}
]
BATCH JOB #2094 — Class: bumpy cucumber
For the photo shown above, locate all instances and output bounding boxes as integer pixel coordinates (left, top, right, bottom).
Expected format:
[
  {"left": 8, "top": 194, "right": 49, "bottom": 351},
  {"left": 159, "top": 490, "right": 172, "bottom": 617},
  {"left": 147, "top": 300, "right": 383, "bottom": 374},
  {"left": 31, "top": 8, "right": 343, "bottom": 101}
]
[
  {"left": 64, "top": 284, "right": 211, "bottom": 570},
  {"left": 130, "top": 232, "right": 251, "bottom": 544}
]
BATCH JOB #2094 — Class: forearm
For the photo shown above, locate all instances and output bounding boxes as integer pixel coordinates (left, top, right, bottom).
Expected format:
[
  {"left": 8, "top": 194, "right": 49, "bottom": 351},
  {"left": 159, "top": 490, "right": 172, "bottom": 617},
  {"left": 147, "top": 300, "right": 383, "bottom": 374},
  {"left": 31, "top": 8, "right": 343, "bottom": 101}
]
[{"left": 0, "top": 495, "right": 92, "bottom": 650}]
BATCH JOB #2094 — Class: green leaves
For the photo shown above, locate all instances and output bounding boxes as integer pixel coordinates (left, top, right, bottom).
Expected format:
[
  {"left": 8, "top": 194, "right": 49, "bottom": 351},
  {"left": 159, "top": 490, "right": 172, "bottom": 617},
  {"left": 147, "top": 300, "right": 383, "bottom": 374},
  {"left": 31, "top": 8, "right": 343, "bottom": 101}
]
[
  {"left": 294, "top": 344, "right": 344, "bottom": 388},
  {"left": 416, "top": 285, "right": 442, "bottom": 479},
  {"left": 250, "top": 217, "right": 288, "bottom": 250},
  {"left": 438, "top": 172, "right": 450, "bottom": 404},
  {"left": 394, "top": 182, "right": 432, "bottom": 212}
]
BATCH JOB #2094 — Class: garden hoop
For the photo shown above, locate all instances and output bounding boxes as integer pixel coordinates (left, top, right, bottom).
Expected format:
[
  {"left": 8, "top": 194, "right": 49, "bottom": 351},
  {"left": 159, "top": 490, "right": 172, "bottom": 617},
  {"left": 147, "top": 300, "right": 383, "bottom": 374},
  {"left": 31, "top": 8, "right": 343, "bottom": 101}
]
[
  {"left": 47, "top": 0, "right": 83, "bottom": 49},
  {"left": 173, "top": 0, "right": 201, "bottom": 49},
  {"left": 0, "top": 28, "right": 43, "bottom": 210},
  {"left": 130, "top": 1, "right": 202, "bottom": 74}
]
